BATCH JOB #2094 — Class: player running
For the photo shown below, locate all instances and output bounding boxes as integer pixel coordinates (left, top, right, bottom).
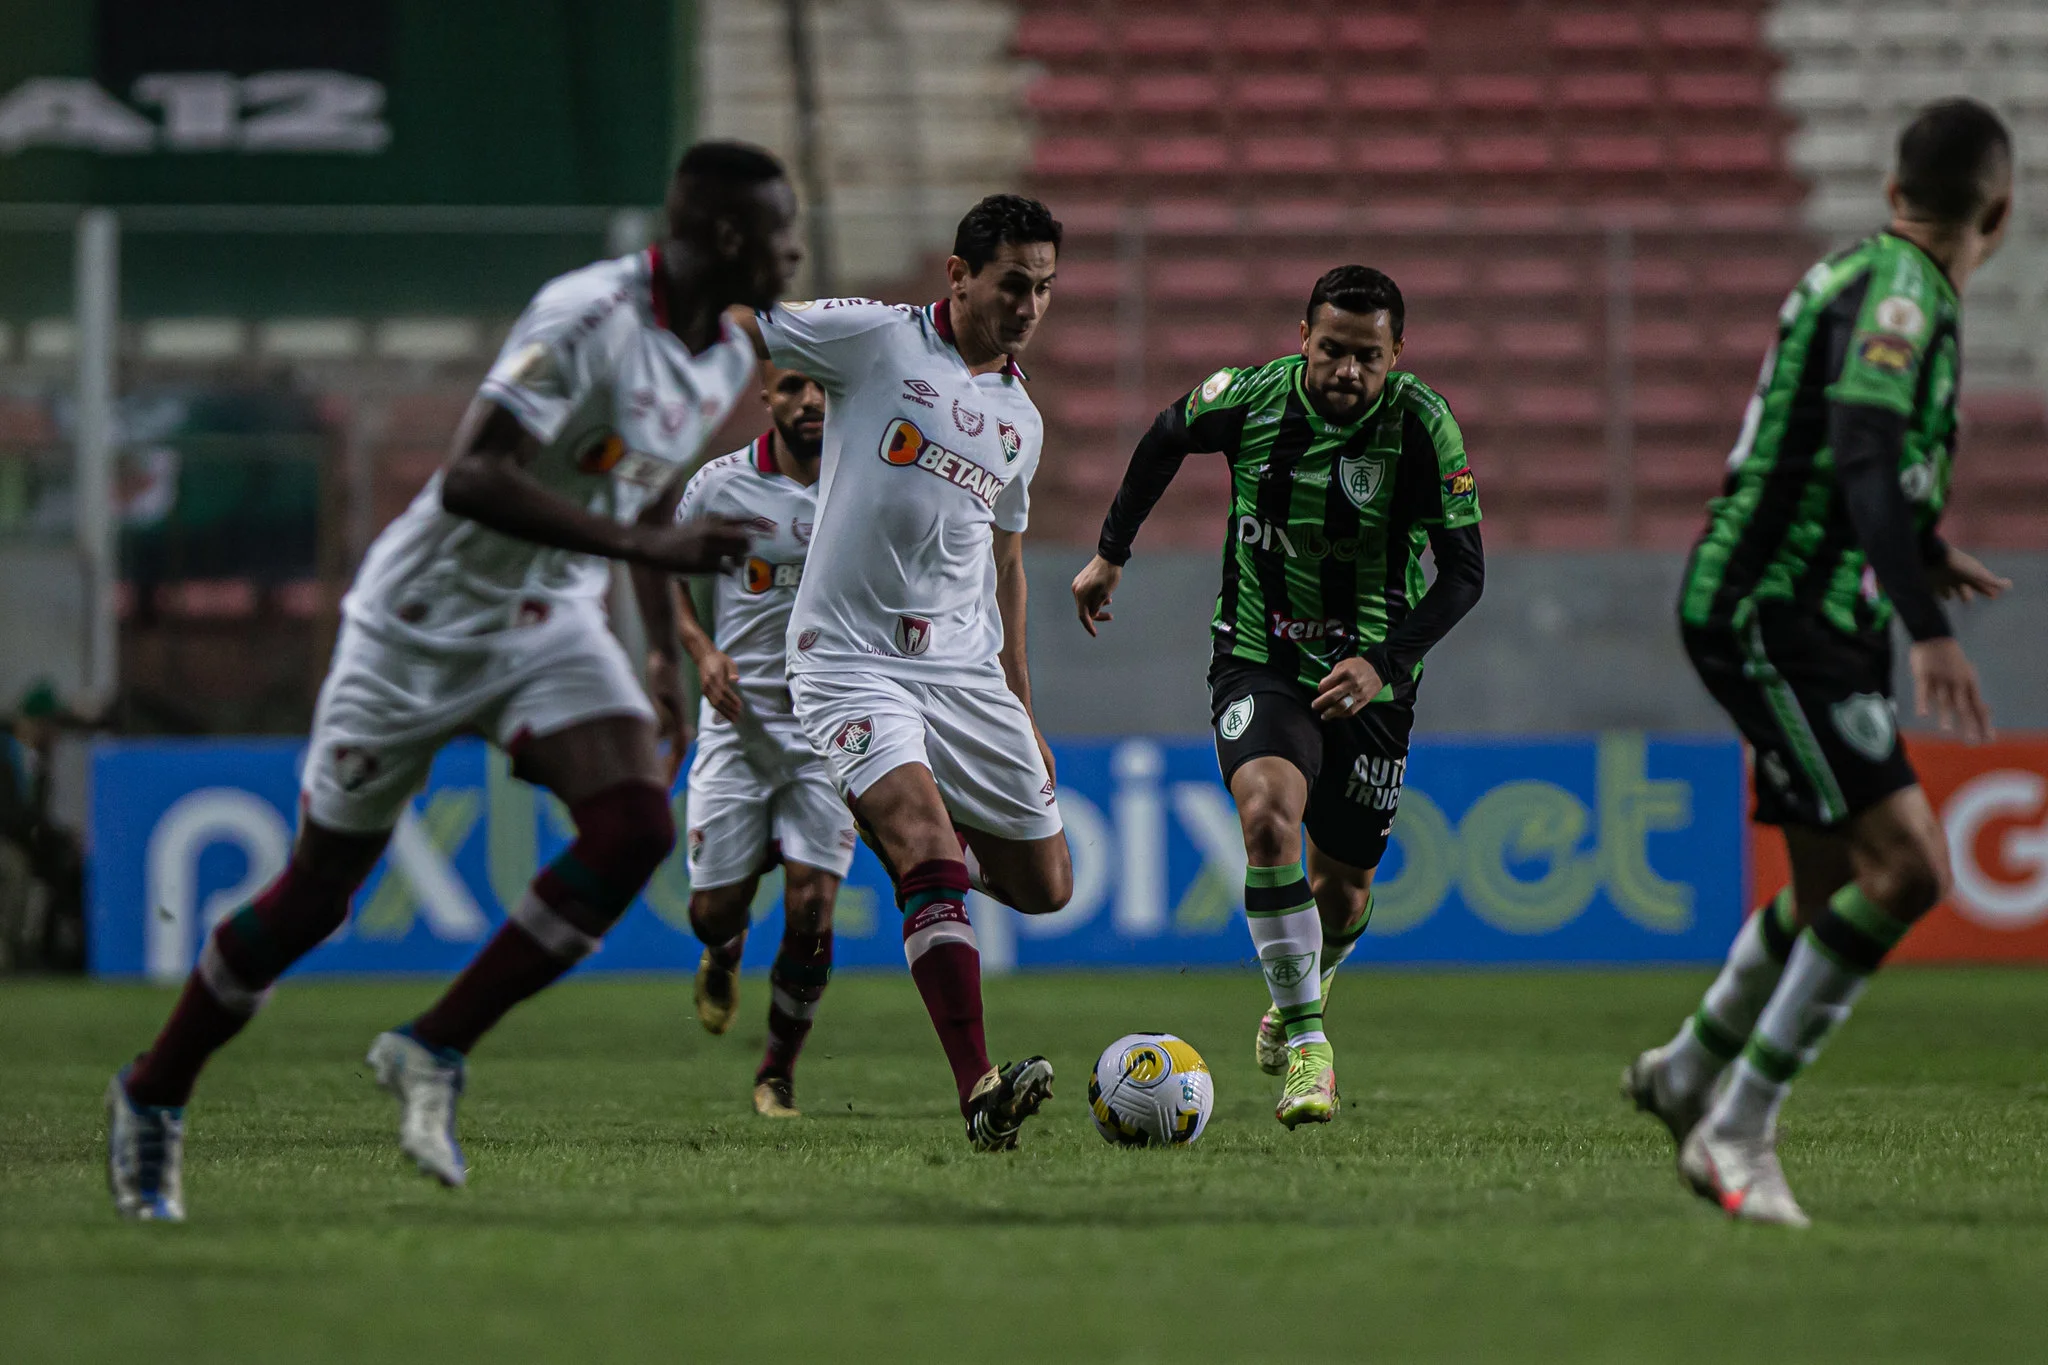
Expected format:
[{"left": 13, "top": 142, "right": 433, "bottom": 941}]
[
  {"left": 730, "top": 195, "right": 1071, "bottom": 1151},
  {"left": 1623, "top": 100, "right": 2014, "bottom": 1227},
  {"left": 1072, "top": 266, "right": 1485, "bottom": 1130},
  {"left": 674, "top": 363, "right": 856, "bottom": 1118},
  {"left": 104, "top": 142, "right": 802, "bottom": 1220}
]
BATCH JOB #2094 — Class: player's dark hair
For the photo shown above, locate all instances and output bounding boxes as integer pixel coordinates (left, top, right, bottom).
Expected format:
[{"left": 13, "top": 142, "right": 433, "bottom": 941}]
[
  {"left": 1894, "top": 99, "right": 2012, "bottom": 224},
  {"left": 952, "top": 194, "right": 1063, "bottom": 273},
  {"left": 1306, "top": 265, "right": 1404, "bottom": 340},
  {"left": 666, "top": 140, "right": 788, "bottom": 236}
]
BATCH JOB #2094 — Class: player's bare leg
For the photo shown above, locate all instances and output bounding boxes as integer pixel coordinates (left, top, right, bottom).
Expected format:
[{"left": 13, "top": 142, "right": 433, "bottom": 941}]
[
  {"left": 747, "top": 861, "right": 839, "bottom": 1117},
  {"left": 857, "top": 761, "right": 1055, "bottom": 1150},
  {"left": 1682, "top": 787, "right": 1949, "bottom": 1226},
  {"left": 688, "top": 879, "right": 757, "bottom": 1035},
  {"left": 374, "top": 716, "right": 675, "bottom": 1186},
  {"left": 109, "top": 822, "right": 389, "bottom": 1220},
  {"left": 1626, "top": 829, "right": 1850, "bottom": 1145},
  {"left": 1230, "top": 758, "right": 1334, "bottom": 1126},
  {"left": 957, "top": 824, "right": 1072, "bottom": 917}
]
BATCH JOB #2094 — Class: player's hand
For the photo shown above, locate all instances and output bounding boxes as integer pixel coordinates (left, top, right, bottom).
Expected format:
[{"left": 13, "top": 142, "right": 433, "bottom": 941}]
[
  {"left": 1312, "top": 657, "right": 1384, "bottom": 721},
  {"left": 1071, "top": 555, "right": 1122, "bottom": 637},
  {"left": 642, "top": 515, "right": 752, "bottom": 574},
  {"left": 1910, "top": 637, "right": 1994, "bottom": 744},
  {"left": 645, "top": 651, "right": 693, "bottom": 782},
  {"left": 1928, "top": 545, "right": 2011, "bottom": 603},
  {"left": 698, "top": 650, "right": 746, "bottom": 723}
]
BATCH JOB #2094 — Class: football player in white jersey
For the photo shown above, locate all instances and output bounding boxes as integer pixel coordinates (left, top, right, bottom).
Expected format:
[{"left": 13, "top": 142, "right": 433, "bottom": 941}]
[
  {"left": 672, "top": 363, "right": 856, "bottom": 1119},
  {"left": 105, "top": 142, "right": 803, "bottom": 1220},
  {"left": 732, "top": 195, "right": 1071, "bottom": 1152}
]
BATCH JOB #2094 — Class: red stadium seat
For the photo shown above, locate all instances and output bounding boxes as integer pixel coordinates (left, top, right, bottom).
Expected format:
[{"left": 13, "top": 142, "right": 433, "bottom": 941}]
[
  {"left": 1369, "top": 257, "right": 1471, "bottom": 301},
  {"left": 1116, "top": 13, "right": 1213, "bottom": 57},
  {"left": 1499, "top": 321, "right": 1594, "bottom": 361},
  {"left": 1526, "top": 511, "right": 1619, "bottom": 548},
  {"left": 1151, "top": 259, "right": 1248, "bottom": 302},
  {"left": 1483, "top": 257, "right": 1582, "bottom": 296},
  {"left": 1243, "top": 136, "right": 1339, "bottom": 174},
  {"left": 1568, "top": 135, "right": 1667, "bottom": 172},
  {"left": 1246, "top": 197, "right": 1346, "bottom": 232},
  {"left": 1131, "top": 74, "right": 1218, "bottom": 114},
  {"left": 1044, "top": 324, "right": 1121, "bottom": 367},
  {"left": 1136, "top": 137, "right": 1229, "bottom": 176},
  {"left": 1666, "top": 72, "right": 1769, "bottom": 111},
  {"left": 1047, "top": 259, "right": 1124, "bottom": 302},
  {"left": 1629, "top": 320, "right": 1704, "bottom": 360},
  {"left": 1353, "top": 135, "right": 1449, "bottom": 174},
  {"left": 1333, "top": 14, "right": 1428, "bottom": 53},
  {"left": 1223, "top": 11, "right": 1324, "bottom": 54},
  {"left": 1230, "top": 74, "right": 1330, "bottom": 113},
  {"left": 1656, "top": 10, "right": 1757, "bottom": 50},
  {"left": 1339, "top": 74, "right": 1437, "bottom": 111},
  {"left": 1161, "top": 324, "right": 1255, "bottom": 366},
  {"left": 1026, "top": 74, "right": 1114, "bottom": 116},
  {"left": 1013, "top": 11, "right": 1105, "bottom": 59},
  {"left": 1711, "top": 320, "right": 1778, "bottom": 360},
  {"left": 1255, "top": 259, "right": 1331, "bottom": 299},
  {"left": 1460, "top": 136, "right": 1556, "bottom": 173},
  {"left": 1549, "top": 12, "right": 1647, "bottom": 50},
  {"left": 1404, "top": 322, "right": 1480, "bottom": 363},
  {"left": 1507, "top": 386, "right": 1604, "bottom": 426},
  {"left": 1451, "top": 75, "right": 1544, "bottom": 112},
  {"left": 1633, "top": 384, "right": 1721, "bottom": 425},
  {"left": 1700, "top": 256, "right": 1805, "bottom": 297},
  {"left": 1557, "top": 73, "right": 1655, "bottom": 110},
  {"left": 1675, "top": 134, "right": 1777, "bottom": 172},
  {"left": 1056, "top": 388, "right": 1126, "bottom": 432},
  {"left": 1144, "top": 197, "right": 1239, "bottom": 234},
  {"left": 1033, "top": 137, "right": 1121, "bottom": 177}
]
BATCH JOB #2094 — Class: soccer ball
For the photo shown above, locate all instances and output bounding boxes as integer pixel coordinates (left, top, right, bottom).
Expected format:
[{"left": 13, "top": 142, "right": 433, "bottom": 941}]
[{"left": 1088, "top": 1032, "right": 1215, "bottom": 1147}]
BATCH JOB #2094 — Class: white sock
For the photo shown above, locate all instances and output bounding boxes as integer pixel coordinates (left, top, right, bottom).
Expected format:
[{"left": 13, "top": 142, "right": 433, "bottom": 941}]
[
  {"left": 1663, "top": 890, "right": 1796, "bottom": 1097},
  {"left": 1246, "top": 863, "right": 1323, "bottom": 1046}
]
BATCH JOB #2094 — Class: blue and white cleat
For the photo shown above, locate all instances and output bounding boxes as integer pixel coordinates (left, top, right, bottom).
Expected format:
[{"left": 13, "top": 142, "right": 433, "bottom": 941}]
[
  {"left": 106, "top": 1068, "right": 185, "bottom": 1221},
  {"left": 366, "top": 1026, "right": 468, "bottom": 1187}
]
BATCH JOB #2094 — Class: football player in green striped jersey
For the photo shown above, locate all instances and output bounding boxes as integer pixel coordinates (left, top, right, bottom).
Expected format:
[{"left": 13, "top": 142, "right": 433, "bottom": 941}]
[
  {"left": 1073, "top": 266, "right": 1485, "bottom": 1129},
  {"left": 1624, "top": 99, "right": 2015, "bottom": 1226}
]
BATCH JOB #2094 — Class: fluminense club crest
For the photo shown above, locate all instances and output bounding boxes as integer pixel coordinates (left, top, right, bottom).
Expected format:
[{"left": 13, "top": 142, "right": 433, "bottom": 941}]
[{"left": 998, "top": 420, "right": 1022, "bottom": 464}]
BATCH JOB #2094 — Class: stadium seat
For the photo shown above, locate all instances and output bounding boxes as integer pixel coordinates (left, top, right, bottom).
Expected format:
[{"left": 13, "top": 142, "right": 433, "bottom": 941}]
[
  {"left": 1333, "top": 14, "right": 1428, "bottom": 53},
  {"left": 1352, "top": 136, "right": 1450, "bottom": 174},
  {"left": 1568, "top": 136, "right": 1667, "bottom": 173},
  {"left": 1246, "top": 198, "right": 1345, "bottom": 233},
  {"left": 1047, "top": 259, "right": 1124, "bottom": 302},
  {"left": 1012, "top": 11, "right": 1105, "bottom": 59},
  {"left": 1666, "top": 72, "right": 1770, "bottom": 111},
  {"left": 1222, "top": 11, "right": 1324, "bottom": 54},
  {"left": 1056, "top": 388, "right": 1126, "bottom": 432},
  {"left": 274, "top": 580, "right": 327, "bottom": 620},
  {"left": 1033, "top": 137, "right": 1121, "bottom": 177},
  {"left": 1451, "top": 75, "right": 1545, "bottom": 112},
  {"left": 1161, "top": 324, "right": 1255, "bottom": 366},
  {"left": 1525, "top": 511, "right": 1619, "bottom": 548},
  {"left": 1633, "top": 384, "right": 1721, "bottom": 425},
  {"left": 1131, "top": 74, "right": 1218, "bottom": 115},
  {"left": 1115, "top": 13, "right": 1214, "bottom": 58},
  {"left": 1151, "top": 259, "right": 1248, "bottom": 302},
  {"left": 1404, "top": 322, "right": 1480, "bottom": 363},
  {"left": 1144, "top": 198, "right": 1239, "bottom": 234},
  {"left": 1507, "top": 386, "right": 1604, "bottom": 426},
  {"left": 1027, "top": 75, "right": 1115, "bottom": 116},
  {"left": 1629, "top": 320, "right": 1705, "bottom": 360},
  {"left": 1656, "top": 10, "right": 1758, "bottom": 50},
  {"left": 1499, "top": 322, "right": 1594, "bottom": 361},
  {"left": 1136, "top": 138, "right": 1230, "bottom": 176},
  {"left": 1675, "top": 134, "right": 1778, "bottom": 172},
  {"left": 1549, "top": 12, "right": 1647, "bottom": 51},
  {"left": 157, "top": 579, "right": 260, "bottom": 620},
  {"left": 1460, "top": 137, "right": 1557, "bottom": 173},
  {"left": 1243, "top": 136, "right": 1339, "bottom": 174},
  {"left": 1483, "top": 257, "right": 1582, "bottom": 296},
  {"left": 1557, "top": 73, "right": 1655, "bottom": 110},
  {"left": 1045, "top": 324, "right": 1121, "bottom": 368},
  {"left": 1338, "top": 74, "right": 1437, "bottom": 112},
  {"left": 1368, "top": 258, "right": 1471, "bottom": 301},
  {"left": 1230, "top": 74, "right": 1330, "bottom": 113}
]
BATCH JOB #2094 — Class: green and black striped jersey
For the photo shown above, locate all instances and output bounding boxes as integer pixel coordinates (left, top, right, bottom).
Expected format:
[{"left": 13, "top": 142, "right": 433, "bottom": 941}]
[
  {"left": 1681, "top": 231, "right": 1960, "bottom": 639},
  {"left": 1100, "top": 355, "right": 1482, "bottom": 693}
]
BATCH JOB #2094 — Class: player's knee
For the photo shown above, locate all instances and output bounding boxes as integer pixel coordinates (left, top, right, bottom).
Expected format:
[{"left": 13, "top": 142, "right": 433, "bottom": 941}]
[
  {"left": 1238, "top": 804, "right": 1298, "bottom": 867},
  {"left": 1310, "top": 871, "right": 1367, "bottom": 930},
  {"left": 782, "top": 877, "right": 837, "bottom": 933},
  {"left": 1865, "top": 834, "right": 1950, "bottom": 921},
  {"left": 574, "top": 780, "right": 677, "bottom": 890},
  {"left": 1010, "top": 860, "right": 1072, "bottom": 917},
  {"left": 688, "top": 888, "right": 750, "bottom": 945}
]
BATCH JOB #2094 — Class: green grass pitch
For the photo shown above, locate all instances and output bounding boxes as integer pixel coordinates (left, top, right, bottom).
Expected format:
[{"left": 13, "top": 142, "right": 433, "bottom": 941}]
[{"left": 3, "top": 968, "right": 2046, "bottom": 1363}]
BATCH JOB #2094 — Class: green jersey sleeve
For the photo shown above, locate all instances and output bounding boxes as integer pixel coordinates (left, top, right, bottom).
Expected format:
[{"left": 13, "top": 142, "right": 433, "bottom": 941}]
[
  {"left": 1396, "top": 378, "right": 1481, "bottom": 530},
  {"left": 1827, "top": 244, "right": 1946, "bottom": 415}
]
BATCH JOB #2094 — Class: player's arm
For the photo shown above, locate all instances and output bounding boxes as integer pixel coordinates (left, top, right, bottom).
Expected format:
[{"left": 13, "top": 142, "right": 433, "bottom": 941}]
[
  {"left": 1072, "top": 383, "right": 1242, "bottom": 635},
  {"left": 1830, "top": 403, "right": 1993, "bottom": 740},
  {"left": 1825, "top": 274, "right": 1995, "bottom": 741},
  {"left": 673, "top": 565, "right": 742, "bottom": 723},
  {"left": 631, "top": 462, "right": 702, "bottom": 770},
  {"left": 994, "top": 527, "right": 1055, "bottom": 783}
]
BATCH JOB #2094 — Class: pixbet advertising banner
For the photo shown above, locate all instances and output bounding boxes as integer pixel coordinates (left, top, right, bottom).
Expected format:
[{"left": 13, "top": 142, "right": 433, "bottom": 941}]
[
  {"left": 1751, "top": 738, "right": 2048, "bottom": 962},
  {"left": 88, "top": 733, "right": 1747, "bottom": 981}
]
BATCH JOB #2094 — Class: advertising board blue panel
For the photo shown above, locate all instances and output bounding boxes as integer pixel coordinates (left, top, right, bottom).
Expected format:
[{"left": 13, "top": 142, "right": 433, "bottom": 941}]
[{"left": 89, "top": 734, "right": 1745, "bottom": 981}]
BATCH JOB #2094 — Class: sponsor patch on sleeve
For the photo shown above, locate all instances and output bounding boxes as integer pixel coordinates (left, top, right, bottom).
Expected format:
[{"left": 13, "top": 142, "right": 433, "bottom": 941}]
[
  {"left": 1441, "top": 465, "right": 1477, "bottom": 500},
  {"left": 1200, "top": 368, "right": 1234, "bottom": 403},
  {"left": 1873, "top": 293, "right": 1927, "bottom": 339},
  {"left": 505, "top": 341, "right": 567, "bottom": 396},
  {"left": 1856, "top": 333, "right": 1916, "bottom": 374}
]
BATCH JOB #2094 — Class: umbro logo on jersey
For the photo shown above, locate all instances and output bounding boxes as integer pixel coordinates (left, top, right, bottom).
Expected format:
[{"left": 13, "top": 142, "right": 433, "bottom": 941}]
[
  {"left": 880, "top": 420, "right": 1004, "bottom": 510},
  {"left": 833, "top": 716, "right": 875, "bottom": 756},
  {"left": 332, "top": 745, "right": 382, "bottom": 793},
  {"left": 901, "top": 378, "right": 941, "bottom": 408},
  {"left": 797, "top": 628, "right": 820, "bottom": 652},
  {"left": 1040, "top": 777, "right": 1056, "bottom": 806},
  {"left": 952, "top": 400, "right": 985, "bottom": 437},
  {"left": 895, "top": 614, "right": 933, "bottom": 656},
  {"left": 793, "top": 519, "right": 813, "bottom": 545}
]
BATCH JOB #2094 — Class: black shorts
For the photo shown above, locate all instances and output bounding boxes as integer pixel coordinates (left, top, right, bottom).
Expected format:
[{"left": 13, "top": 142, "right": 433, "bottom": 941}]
[
  {"left": 1207, "top": 654, "right": 1416, "bottom": 870},
  {"left": 1683, "top": 604, "right": 1916, "bottom": 829}
]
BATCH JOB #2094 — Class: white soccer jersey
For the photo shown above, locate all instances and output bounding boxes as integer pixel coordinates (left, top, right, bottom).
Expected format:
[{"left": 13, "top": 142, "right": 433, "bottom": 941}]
[
  {"left": 674, "top": 433, "right": 817, "bottom": 705},
  {"left": 756, "top": 298, "right": 1043, "bottom": 687},
  {"left": 343, "top": 248, "right": 756, "bottom": 647}
]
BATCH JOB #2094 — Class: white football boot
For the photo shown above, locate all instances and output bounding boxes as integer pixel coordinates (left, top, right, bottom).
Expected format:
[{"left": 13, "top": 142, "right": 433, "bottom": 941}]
[
  {"left": 1620, "top": 1044, "right": 1711, "bottom": 1147},
  {"left": 366, "top": 1027, "right": 468, "bottom": 1187},
  {"left": 1679, "top": 1125, "right": 1811, "bottom": 1228},
  {"left": 105, "top": 1069, "right": 186, "bottom": 1221}
]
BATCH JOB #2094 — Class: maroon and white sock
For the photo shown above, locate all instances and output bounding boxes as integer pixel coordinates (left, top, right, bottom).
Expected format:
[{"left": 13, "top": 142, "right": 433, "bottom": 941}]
[
  {"left": 898, "top": 858, "right": 991, "bottom": 1112},
  {"left": 757, "top": 926, "right": 832, "bottom": 1082},
  {"left": 409, "top": 888, "right": 599, "bottom": 1054}
]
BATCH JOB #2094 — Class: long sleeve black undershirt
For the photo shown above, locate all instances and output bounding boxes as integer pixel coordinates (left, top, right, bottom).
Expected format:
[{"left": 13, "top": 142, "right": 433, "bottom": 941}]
[
  {"left": 1830, "top": 401, "right": 1951, "bottom": 642},
  {"left": 1096, "top": 398, "right": 1214, "bottom": 566},
  {"left": 1362, "top": 522, "right": 1485, "bottom": 686}
]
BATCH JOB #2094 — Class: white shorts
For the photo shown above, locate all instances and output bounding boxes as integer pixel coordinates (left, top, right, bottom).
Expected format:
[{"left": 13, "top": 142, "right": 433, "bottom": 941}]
[
  {"left": 684, "top": 700, "right": 856, "bottom": 888},
  {"left": 303, "top": 607, "right": 655, "bottom": 834},
  {"left": 790, "top": 671, "right": 1063, "bottom": 844}
]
